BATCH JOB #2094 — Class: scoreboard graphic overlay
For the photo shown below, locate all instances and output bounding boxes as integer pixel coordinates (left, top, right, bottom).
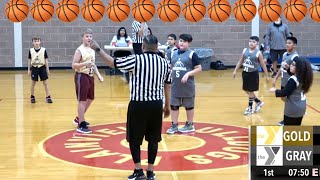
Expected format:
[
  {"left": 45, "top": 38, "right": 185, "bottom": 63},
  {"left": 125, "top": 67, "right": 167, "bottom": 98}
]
[{"left": 250, "top": 126, "right": 320, "bottom": 179}]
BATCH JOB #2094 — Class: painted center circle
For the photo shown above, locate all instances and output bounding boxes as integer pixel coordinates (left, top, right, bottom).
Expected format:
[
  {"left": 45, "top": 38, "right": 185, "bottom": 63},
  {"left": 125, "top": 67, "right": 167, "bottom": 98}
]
[
  {"left": 40, "top": 122, "right": 249, "bottom": 171},
  {"left": 120, "top": 134, "right": 206, "bottom": 152}
]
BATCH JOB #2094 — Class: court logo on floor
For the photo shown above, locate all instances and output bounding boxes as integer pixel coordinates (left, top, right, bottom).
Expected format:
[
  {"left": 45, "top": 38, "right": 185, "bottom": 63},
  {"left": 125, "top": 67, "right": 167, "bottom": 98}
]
[{"left": 39, "top": 122, "right": 248, "bottom": 171}]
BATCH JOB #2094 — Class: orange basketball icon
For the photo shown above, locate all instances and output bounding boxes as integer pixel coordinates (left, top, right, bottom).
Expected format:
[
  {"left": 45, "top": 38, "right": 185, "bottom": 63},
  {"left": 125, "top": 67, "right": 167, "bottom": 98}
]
[
  {"left": 283, "top": 0, "right": 307, "bottom": 22},
  {"left": 56, "top": 0, "right": 80, "bottom": 23},
  {"left": 30, "top": 0, "right": 55, "bottom": 22},
  {"left": 157, "top": 0, "right": 181, "bottom": 22},
  {"left": 207, "top": 0, "right": 231, "bottom": 22},
  {"left": 132, "top": 0, "right": 155, "bottom": 22},
  {"left": 81, "top": 0, "right": 105, "bottom": 22},
  {"left": 5, "top": 0, "right": 29, "bottom": 22},
  {"left": 309, "top": 0, "right": 320, "bottom": 22},
  {"left": 182, "top": 0, "right": 206, "bottom": 22},
  {"left": 233, "top": 0, "right": 256, "bottom": 22},
  {"left": 106, "top": 0, "right": 130, "bottom": 22},
  {"left": 258, "top": 0, "right": 282, "bottom": 22}
]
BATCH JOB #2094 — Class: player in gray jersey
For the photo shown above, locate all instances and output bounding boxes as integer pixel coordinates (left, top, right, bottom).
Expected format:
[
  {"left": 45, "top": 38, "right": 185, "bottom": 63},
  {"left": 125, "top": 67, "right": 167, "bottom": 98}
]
[
  {"left": 233, "top": 36, "right": 269, "bottom": 115},
  {"left": 166, "top": 34, "right": 202, "bottom": 134},
  {"left": 270, "top": 57, "right": 313, "bottom": 125},
  {"left": 273, "top": 37, "right": 299, "bottom": 90},
  {"left": 165, "top": 34, "right": 178, "bottom": 64}
]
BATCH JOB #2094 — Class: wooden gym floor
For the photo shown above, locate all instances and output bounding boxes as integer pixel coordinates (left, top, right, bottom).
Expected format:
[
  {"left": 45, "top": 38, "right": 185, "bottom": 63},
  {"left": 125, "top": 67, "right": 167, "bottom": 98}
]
[{"left": 0, "top": 69, "right": 319, "bottom": 179}]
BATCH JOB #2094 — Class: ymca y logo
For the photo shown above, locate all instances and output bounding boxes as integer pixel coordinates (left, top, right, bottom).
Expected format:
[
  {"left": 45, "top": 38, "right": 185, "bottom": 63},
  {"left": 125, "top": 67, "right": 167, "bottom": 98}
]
[{"left": 256, "top": 126, "right": 283, "bottom": 166}]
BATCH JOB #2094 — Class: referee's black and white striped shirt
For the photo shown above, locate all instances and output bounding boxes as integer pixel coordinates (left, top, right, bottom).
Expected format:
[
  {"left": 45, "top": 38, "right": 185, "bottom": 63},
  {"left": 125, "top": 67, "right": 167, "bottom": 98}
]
[
  {"left": 132, "top": 21, "right": 146, "bottom": 43},
  {"left": 115, "top": 52, "right": 171, "bottom": 101}
]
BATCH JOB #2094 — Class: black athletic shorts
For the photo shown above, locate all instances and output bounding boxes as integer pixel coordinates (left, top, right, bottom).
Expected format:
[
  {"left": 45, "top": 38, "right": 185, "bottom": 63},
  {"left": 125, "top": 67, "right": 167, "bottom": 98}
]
[
  {"left": 242, "top": 71, "right": 259, "bottom": 92},
  {"left": 270, "top": 49, "right": 286, "bottom": 63},
  {"left": 31, "top": 65, "right": 48, "bottom": 81}
]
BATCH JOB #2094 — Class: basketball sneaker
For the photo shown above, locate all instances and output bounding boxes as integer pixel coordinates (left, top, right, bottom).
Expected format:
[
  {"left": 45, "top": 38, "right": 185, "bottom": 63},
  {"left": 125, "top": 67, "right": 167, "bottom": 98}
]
[
  {"left": 178, "top": 121, "right": 195, "bottom": 133},
  {"left": 254, "top": 102, "right": 265, "bottom": 113},
  {"left": 244, "top": 107, "right": 253, "bottom": 115},
  {"left": 76, "top": 126, "right": 92, "bottom": 134},
  {"left": 127, "top": 169, "right": 146, "bottom": 180},
  {"left": 46, "top": 96, "right": 53, "bottom": 103},
  {"left": 278, "top": 120, "right": 284, "bottom": 126},
  {"left": 146, "top": 170, "right": 156, "bottom": 180},
  {"left": 73, "top": 117, "right": 90, "bottom": 126},
  {"left": 166, "top": 122, "right": 179, "bottom": 134},
  {"left": 31, "top": 95, "right": 36, "bottom": 103}
]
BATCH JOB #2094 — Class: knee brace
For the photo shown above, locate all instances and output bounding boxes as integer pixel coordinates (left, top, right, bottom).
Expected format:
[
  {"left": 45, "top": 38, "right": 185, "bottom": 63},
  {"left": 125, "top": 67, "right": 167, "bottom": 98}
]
[
  {"left": 185, "top": 107, "right": 194, "bottom": 111},
  {"left": 170, "top": 105, "right": 180, "bottom": 111}
]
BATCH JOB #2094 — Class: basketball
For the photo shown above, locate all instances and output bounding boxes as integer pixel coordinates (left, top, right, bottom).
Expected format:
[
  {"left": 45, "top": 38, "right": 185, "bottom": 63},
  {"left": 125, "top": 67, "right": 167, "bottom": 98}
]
[
  {"left": 182, "top": 0, "right": 206, "bottom": 22},
  {"left": 56, "top": 0, "right": 80, "bottom": 22},
  {"left": 81, "top": 0, "right": 105, "bottom": 22},
  {"left": 5, "top": 0, "right": 29, "bottom": 22},
  {"left": 106, "top": 0, "right": 130, "bottom": 22},
  {"left": 309, "top": 0, "right": 320, "bottom": 22},
  {"left": 233, "top": 0, "right": 257, "bottom": 22},
  {"left": 30, "top": 0, "right": 54, "bottom": 22},
  {"left": 207, "top": 0, "right": 231, "bottom": 22},
  {"left": 132, "top": 0, "right": 155, "bottom": 22},
  {"left": 283, "top": 0, "right": 307, "bottom": 22},
  {"left": 157, "top": 0, "right": 181, "bottom": 22},
  {"left": 258, "top": 0, "right": 282, "bottom": 22}
]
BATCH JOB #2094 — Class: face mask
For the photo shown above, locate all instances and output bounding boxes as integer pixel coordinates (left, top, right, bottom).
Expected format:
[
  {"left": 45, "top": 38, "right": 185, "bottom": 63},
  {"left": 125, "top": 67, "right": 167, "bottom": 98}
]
[{"left": 275, "top": 20, "right": 281, "bottom": 24}]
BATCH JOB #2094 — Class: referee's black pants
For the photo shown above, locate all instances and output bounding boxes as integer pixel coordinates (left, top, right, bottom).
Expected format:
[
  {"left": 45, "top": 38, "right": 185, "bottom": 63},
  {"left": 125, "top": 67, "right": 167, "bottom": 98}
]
[
  {"left": 127, "top": 100, "right": 163, "bottom": 164},
  {"left": 132, "top": 43, "right": 143, "bottom": 55}
]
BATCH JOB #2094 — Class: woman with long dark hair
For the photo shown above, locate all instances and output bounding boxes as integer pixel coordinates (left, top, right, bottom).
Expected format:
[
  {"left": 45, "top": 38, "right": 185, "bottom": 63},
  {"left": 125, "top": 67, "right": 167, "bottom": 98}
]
[
  {"left": 110, "top": 27, "right": 132, "bottom": 57},
  {"left": 110, "top": 27, "right": 132, "bottom": 82},
  {"left": 270, "top": 57, "right": 313, "bottom": 125}
]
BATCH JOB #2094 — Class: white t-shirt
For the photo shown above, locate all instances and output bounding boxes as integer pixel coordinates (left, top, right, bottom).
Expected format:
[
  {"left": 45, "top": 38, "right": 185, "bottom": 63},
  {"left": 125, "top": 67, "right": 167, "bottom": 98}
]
[{"left": 110, "top": 36, "right": 132, "bottom": 47}]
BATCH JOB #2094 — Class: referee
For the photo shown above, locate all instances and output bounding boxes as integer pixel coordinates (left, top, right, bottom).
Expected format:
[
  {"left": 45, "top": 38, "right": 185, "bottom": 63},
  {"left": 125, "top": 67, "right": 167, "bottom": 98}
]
[
  {"left": 132, "top": 20, "right": 148, "bottom": 55},
  {"left": 91, "top": 35, "right": 171, "bottom": 180}
]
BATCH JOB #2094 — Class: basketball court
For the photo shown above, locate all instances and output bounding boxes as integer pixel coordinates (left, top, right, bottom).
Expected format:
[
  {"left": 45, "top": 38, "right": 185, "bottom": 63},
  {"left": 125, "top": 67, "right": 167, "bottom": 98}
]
[
  {"left": 1, "top": 0, "right": 320, "bottom": 179},
  {"left": 0, "top": 70, "right": 319, "bottom": 179}
]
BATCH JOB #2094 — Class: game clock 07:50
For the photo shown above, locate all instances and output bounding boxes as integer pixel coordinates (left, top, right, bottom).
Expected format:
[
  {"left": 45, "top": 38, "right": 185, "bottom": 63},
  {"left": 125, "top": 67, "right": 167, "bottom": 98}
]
[{"left": 288, "top": 168, "right": 310, "bottom": 177}]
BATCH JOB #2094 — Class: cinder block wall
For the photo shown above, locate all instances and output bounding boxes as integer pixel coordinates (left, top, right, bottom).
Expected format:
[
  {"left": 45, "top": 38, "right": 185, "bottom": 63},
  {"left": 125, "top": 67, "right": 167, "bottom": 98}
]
[{"left": 0, "top": 0, "right": 318, "bottom": 67}]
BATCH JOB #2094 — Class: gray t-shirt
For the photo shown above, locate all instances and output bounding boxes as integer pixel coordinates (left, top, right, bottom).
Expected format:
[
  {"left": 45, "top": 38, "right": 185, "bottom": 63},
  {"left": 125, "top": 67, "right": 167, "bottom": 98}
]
[
  {"left": 242, "top": 48, "right": 261, "bottom": 72},
  {"left": 265, "top": 23, "right": 290, "bottom": 50},
  {"left": 171, "top": 49, "right": 200, "bottom": 97}
]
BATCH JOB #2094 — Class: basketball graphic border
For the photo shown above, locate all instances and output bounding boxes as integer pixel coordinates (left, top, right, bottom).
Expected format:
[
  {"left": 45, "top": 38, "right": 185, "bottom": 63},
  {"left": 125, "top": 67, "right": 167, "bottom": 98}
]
[
  {"left": 258, "top": 0, "right": 282, "bottom": 22},
  {"left": 5, "top": 0, "right": 29, "bottom": 22},
  {"left": 132, "top": 0, "right": 156, "bottom": 22},
  {"left": 182, "top": 0, "right": 207, "bottom": 22},
  {"left": 56, "top": 0, "right": 80, "bottom": 23},
  {"left": 207, "top": 0, "right": 231, "bottom": 22},
  {"left": 106, "top": 0, "right": 131, "bottom": 22},
  {"left": 30, "top": 0, "right": 55, "bottom": 22},
  {"left": 157, "top": 0, "right": 181, "bottom": 22},
  {"left": 283, "top": 0, "right": 307, "bottom": 22},
  {"left": 81, "top": 0, "right": 105, "bottom": 22},
  {"left": 233, "top": 0, "right": 257, "bottom": 23}
]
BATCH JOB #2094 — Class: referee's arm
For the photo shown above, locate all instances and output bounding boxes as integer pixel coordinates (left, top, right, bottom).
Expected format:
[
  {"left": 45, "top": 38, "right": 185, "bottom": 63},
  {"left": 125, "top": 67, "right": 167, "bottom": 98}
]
[{"left": 90, "top": 40, "right": 136, "bottom": 71}]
